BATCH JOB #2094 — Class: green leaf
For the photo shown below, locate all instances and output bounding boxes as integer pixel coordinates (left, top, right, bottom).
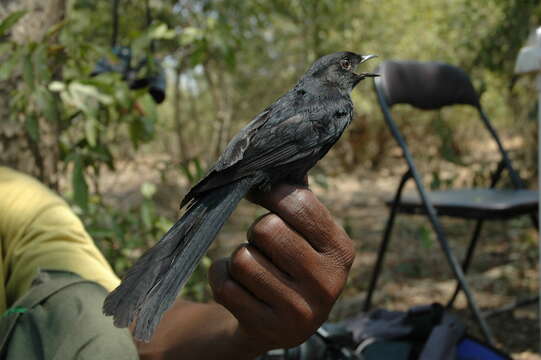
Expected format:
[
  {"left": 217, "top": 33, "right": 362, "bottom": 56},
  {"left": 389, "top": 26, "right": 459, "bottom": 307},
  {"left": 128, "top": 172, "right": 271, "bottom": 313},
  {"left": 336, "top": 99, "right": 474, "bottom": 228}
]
[
  {"left": 45, "top": 19, "right": 67, "bottom": 40},
  {"left": 0, "top": 51, "right": 19, "bottom": 81},
  {"left": 180, "top": 27, "right": 204, "bottom": 45},
  {"left": 155, "top": 216, "right": 173, "bottom": 233},
  {"left": 0, "top": 11, "right": 26, "bottom": 36},
  {"left": 69, "top": 82, "right": 113, "bottom": 105},
  {"left": 418, "top": 225, "right": 433, "bottom": 249},
  {"left": 140, "top": 182, "right": 157, "bottom": 199},
  {"left": 128, "top": 96, "right": 156, "bottom": 145},
  {"left": 35, "top": 87, "right": 60, "bottom": 124},
  {"left": 33, "top": 44, "right": 51, "bottom": 84},
  {"left": 139, "top": 94, "right": 157, "bottom": 121},
  {"left": 189, "top": 45, "right": 208, "bottom": 66},
  {"left": 85, "top": 117, "right": 98, "bottom": 147},
  {"left": 140, "top": 202, "right": 153, "bottom": 230},
  {"left": 114, "top": 84, "right": 132, "bottom": 109},
  {"left": 149, "top": 23, "right": 176, "bottom": 40},
  {"left": 0, "top": 43, "right": 12, "bottom": 56},
  {"left": 82, "top": 77, "right": 116, "bottom": 96},
  {"left": 223, "top": 47, "right": 236, "bottom": 69},
  {"left": 92, "top": 144, "right": 115, "bottom": 170},
  {"left": 72, "top": 155, "right": 89, "bottom": 211},
  {"left": 49, "top": 81, "right": 66, "bottom": 92},
  {"left": 179, "top": 163, "right": 195, "bottom": 184},
  {"left": 193, "top": 158, "right": 205, "bottom": 180},
  {"left": 23, "top": 56, "right": 34, "bottom": 90},
  {"left": 25, "top": 114, "right": 39, "bottom": 141},
  {"left": 73, "top": 0, "right": 97, "bottom": 10},
  {"left": 131, "top": 36, "right": 151, "bottom": 57},
  {"left": 127, "top": 116, "right": 140, "bottom": 148}
]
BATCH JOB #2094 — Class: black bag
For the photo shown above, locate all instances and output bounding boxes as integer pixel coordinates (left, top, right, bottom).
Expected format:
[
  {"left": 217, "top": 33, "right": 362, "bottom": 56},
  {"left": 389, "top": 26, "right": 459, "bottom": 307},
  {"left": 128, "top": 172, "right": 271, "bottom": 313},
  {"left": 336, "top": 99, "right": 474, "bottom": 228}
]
[{"left": 258, "top": 303, "right": 512, "bottom": 360}]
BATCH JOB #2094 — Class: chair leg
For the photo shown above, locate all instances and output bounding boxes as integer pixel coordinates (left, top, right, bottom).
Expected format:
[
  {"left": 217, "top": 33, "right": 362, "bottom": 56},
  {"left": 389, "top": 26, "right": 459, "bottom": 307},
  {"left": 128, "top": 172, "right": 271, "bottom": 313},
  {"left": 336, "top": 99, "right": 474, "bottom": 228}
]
[
  {"left": 363, "top": 170, "right": 411, "bottom": 312},
  {"left": 530, "top": 212, "right": 539, "bottom": 230},
  {"left": 363, "top": 204, "right": 398, "bottom": 312},
  {"left": 429, "top": 218, "right": 495, "bottom": 345},
  {"left": 483, "top": 295, "right": 539, "bottom": 318},
  {"left": 447, "top": 219, "right": 484, "bottom": 307}
]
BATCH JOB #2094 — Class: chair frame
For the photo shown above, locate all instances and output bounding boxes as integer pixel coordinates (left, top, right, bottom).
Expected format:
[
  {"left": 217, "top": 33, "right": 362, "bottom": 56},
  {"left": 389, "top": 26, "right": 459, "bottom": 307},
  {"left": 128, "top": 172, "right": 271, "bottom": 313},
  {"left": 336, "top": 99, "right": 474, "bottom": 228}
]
[{"left": 363, "top": 62, "right": 538, "bottom": 345}]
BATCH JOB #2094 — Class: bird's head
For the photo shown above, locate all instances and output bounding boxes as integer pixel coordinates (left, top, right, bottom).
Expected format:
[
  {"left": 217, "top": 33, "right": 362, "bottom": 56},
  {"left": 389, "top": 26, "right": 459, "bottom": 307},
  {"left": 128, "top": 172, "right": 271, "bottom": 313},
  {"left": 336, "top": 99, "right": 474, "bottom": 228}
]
[{"left": 305, "top": 51, "right": 379, "bottom": 93}]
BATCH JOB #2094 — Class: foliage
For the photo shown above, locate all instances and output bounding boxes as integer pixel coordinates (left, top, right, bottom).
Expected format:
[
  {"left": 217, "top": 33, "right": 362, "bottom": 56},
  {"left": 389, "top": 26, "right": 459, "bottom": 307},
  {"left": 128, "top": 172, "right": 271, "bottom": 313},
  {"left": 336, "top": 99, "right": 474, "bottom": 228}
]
[
  {"left": 82, "top": 182, "right": 211, "bottom": 300},
  {"left": 0, "top": 9, "right": 170, "bottom": 207},
  {"left": 82, "top": 183, "right": 172, "bottom": 275},
  {"left": 471, "top": 0, "right": 541, "bottom": 74}
]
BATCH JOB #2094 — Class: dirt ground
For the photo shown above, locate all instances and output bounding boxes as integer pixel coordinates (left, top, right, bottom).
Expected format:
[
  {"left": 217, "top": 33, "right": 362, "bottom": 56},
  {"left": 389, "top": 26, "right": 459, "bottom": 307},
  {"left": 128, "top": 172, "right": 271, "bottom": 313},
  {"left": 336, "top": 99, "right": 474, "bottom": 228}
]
[{"left": 102, "top": 158, "right": 539, "bottom": 359}]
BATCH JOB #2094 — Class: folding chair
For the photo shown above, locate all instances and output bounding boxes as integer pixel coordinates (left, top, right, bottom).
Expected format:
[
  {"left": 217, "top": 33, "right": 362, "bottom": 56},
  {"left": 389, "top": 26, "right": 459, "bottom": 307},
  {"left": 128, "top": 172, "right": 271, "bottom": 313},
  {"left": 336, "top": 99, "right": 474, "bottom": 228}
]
[{"left": 362, "top": 60, "right": 539, "bottom": 345}]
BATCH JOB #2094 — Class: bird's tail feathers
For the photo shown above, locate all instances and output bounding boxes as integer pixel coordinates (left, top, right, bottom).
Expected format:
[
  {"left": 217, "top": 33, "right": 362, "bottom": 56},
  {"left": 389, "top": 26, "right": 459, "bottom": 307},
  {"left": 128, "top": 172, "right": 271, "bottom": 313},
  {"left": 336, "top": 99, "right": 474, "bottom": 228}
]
[{"left": 103, "top": 176, "right": 256, "bottom": 342}]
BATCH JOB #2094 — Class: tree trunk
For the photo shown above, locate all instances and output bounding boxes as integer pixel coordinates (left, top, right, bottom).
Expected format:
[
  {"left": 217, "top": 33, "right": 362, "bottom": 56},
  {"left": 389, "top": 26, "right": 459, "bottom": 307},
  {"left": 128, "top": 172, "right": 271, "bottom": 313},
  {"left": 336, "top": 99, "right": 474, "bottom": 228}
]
[
  {"left": 204, "top": 62, "right": 233, "bottom": 164},
  {"left": 218, "top": 72, "right": 233, "bottom": 156},
  {"left": 174, "top": 66, "right": 188, "bottom": 161},
  {"left": 0, "top": 0, "right": 66, "bottom": 43},
  {"left": 0, "top": 0, "right": 66, "bottom": 188}
]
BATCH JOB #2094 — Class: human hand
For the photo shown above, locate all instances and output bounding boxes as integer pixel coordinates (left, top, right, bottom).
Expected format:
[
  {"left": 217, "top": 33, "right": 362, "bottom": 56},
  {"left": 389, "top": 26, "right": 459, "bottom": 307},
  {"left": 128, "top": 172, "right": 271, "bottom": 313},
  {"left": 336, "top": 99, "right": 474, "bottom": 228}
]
[{"left": 208, "top": 184, "right": 355, "bottom": 355}]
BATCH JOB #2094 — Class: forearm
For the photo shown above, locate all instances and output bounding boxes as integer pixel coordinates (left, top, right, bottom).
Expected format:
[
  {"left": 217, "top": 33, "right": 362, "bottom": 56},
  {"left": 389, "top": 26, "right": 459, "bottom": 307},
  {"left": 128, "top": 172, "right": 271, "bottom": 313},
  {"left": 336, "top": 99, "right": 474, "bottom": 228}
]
[{"left": 134, "top": 299, "right": 262, "bottom": 360}]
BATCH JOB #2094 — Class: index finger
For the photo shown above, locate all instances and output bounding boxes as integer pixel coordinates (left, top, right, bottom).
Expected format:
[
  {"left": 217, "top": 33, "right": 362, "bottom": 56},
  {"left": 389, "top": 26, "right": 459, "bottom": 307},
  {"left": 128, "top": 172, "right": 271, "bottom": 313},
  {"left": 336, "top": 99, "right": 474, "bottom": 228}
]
[{"left": 248, "top": 184, "right": 352, "bottom": 256}]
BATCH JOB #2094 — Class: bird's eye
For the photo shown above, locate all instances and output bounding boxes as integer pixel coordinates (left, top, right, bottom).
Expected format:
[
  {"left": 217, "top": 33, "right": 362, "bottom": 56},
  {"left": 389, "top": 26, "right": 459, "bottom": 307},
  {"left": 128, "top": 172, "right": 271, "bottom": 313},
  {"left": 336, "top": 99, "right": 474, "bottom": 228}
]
[{"left": 340, "top": 59, "right": 351, "bottom": 70}]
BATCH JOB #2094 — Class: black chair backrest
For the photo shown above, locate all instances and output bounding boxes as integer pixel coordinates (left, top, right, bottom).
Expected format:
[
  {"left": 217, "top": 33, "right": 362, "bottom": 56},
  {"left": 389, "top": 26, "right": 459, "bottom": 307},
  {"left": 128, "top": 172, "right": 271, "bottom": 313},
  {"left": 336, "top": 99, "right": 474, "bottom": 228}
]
[
  {"left": 377, "top": 60, "right": 480, "bottom": 110},
  {"left": 373, "top": 59, "right": 524, "bottom": 189}
]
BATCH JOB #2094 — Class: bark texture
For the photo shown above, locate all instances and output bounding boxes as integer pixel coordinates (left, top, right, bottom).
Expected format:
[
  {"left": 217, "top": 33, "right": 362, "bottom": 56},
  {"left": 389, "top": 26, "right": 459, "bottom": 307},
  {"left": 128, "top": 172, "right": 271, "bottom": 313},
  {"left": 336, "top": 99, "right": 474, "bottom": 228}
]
[{"left": 0, "top": 0, "right": 66, "bottom": 186}]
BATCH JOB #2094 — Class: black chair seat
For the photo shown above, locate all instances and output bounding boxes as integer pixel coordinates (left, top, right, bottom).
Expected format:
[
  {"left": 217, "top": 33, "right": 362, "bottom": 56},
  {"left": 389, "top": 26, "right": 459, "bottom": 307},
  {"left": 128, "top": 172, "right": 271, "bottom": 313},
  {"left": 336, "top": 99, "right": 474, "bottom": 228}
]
[{"left": 387, "top": 188, "right": 538, "bottom": 219}]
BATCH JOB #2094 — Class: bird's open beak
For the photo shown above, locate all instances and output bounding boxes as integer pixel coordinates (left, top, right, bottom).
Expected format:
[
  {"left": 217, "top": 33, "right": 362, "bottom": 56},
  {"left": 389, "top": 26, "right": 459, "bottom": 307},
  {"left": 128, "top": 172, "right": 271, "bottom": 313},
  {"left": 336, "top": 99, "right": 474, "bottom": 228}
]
[
  {"left": 360, "top": 54, "right": 377, "bottom": 64},
  {"left": 357, "top": 54, "right": 379, "bottom": 78}
]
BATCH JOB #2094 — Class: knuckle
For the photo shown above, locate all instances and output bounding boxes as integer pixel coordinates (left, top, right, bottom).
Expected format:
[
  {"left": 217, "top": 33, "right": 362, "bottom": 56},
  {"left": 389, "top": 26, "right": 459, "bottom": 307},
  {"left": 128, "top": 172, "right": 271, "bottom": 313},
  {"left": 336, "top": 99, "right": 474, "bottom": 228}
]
[
  {"left": 208, "top": 262, "right": 220, "bottom": 285},
  {"left": 337, "top": 235, "right": 356, "bottom": 267},
  {"left": 210, "top": 277, "right": 227, "bottom": 303},
  {"left": 248, "top": 214, "right": 283, "bottom": 244},
  {"left": 213, "top": 279, "right": 238, "bottom": 307},
  {"left": 211, "top": 283, "right": 226, "bottom": 303},
  {"left": 313, "top": 275, "right": 343, "bottom": 306},
  {"left": 323, "top": 281, "right": 343, "bottom": 305},
  {"left": 312, "top": 248, "right": 354, "bottom": 305},
  {"left": 208, "top": 260, "right": 228, "bottom": 302},
  {"left": 229, "top": 245, "right": 272, "bottom": 288},
  {"left": 292, "top": 301, "right": 317, "bottom": 325},
  {"left": 292, "top": 188, "right": 314, "bottom": 205},
  {"left": 327, "top": 232, "right": 356, "bottom": 269},
  {"left": 289, "top": 189, "right": 314, "bottom": 217},
  {"left": 229, "top": 246, "right": 252, "bottom": 276},
  {"left": 289, "top": 301, "right": 326, "bottom": 334}
]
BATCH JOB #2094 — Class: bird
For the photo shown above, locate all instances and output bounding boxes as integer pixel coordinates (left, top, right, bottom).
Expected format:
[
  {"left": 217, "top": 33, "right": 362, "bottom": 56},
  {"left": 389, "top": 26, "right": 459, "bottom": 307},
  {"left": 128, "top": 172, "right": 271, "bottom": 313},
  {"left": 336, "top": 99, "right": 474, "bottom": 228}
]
[{"left": 103, "top": 51, "right": 378, "bottom": 342}]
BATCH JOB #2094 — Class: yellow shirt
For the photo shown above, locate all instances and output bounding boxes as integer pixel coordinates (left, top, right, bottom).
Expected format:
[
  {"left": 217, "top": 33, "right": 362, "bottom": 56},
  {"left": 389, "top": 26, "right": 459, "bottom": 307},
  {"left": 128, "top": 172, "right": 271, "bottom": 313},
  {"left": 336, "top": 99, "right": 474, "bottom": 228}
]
[{"left": 0, "top": 166, "right": 119, "bottom": 313}]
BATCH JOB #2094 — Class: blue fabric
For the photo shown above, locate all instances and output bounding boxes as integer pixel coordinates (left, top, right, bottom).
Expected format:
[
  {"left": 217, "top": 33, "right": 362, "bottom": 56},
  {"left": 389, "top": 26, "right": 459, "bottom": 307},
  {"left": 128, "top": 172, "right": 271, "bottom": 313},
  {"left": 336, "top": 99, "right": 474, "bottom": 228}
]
[{"left": 456, "top": 338, "right": 509, "bottom": 360}]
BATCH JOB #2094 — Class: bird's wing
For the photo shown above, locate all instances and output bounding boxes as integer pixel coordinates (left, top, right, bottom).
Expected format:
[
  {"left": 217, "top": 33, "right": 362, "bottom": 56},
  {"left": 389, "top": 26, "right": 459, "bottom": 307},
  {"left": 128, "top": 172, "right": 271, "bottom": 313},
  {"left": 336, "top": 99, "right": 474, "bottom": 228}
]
[
  {"left": 182, "top": 97, "right": 343, "bottom": 207},
  {"left": 216, "top": 94, "right": 352, "bottom": 174},
  {"left": 212, "top": 108, "right": 273, "bottom": 172},
  {"left": 233, "top": 113, "right": 320, "bottom": 171}
]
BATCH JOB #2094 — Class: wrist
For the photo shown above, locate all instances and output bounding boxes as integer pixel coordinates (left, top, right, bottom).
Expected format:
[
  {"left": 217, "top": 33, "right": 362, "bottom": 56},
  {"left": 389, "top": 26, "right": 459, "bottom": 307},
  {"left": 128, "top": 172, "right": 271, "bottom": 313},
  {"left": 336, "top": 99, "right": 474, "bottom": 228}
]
[
  {"left": 134, "top": 300, "right": 266, "bottom": 360},
  {"left": 219, "top": 306, "right": 270, "bottom": 359}
]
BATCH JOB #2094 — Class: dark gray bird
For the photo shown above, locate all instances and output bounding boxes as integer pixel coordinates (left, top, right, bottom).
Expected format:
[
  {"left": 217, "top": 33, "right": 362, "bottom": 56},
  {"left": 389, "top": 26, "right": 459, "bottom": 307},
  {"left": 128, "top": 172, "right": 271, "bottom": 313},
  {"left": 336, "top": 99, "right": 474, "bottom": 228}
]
[{"left": 103, "top": 51, "right": 378, "bottom": 342}]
